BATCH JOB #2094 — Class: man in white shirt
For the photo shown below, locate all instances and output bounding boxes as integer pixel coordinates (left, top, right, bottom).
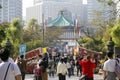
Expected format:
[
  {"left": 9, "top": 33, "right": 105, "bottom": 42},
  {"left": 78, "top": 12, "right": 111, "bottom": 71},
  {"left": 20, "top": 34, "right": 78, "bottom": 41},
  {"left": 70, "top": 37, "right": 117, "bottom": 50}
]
[
  {"left": 0, "top": 48, "right": 21, "bottom": 80},
  {"left": 103, "top": 52, "right": 116, "bottom": 80}
]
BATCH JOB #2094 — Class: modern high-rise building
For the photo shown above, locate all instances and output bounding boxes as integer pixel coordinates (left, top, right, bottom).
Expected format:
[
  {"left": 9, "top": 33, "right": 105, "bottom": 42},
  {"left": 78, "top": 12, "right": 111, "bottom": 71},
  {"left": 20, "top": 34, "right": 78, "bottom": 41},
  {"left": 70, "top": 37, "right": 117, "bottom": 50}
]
[
  {"left": 87, "top": 0, "right": 112, "bottom": 26},
  {"left": 0, "top": 0, "right": 22, "bottom": 22},
  {"left": 26, "top": 0, "right": 87, "bottom": 27},
  {"left": 116, "top": 0, "right": 120, "bottom": 18}
]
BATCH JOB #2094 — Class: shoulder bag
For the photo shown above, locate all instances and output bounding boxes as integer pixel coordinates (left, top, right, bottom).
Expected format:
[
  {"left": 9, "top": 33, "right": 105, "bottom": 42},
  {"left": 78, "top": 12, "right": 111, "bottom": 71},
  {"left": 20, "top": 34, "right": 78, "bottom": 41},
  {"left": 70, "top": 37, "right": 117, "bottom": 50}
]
[{"left": 4, "top": 63, "right": 11, "bottom": 80}]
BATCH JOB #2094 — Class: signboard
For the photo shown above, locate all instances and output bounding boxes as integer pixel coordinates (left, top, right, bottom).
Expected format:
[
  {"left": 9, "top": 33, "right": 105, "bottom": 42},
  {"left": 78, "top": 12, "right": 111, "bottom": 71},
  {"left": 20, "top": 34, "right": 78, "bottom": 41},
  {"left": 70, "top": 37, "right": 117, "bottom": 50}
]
[
  {"left": 42, "top": 48, "right": 47, "bottom": 53},
  {"left": 20, "top": 44, "right": 26, "bottom": 55}
]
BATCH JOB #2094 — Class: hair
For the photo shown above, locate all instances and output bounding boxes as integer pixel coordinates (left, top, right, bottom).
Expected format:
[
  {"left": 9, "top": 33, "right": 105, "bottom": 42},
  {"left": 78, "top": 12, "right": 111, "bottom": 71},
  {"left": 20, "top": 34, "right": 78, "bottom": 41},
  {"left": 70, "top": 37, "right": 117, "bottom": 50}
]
[
  {"left": 107, "top": 52, "right": 113, "bottom": 58},
  {"left": 39, "top": 54, "right": 42, "bottom": 58},
  {"left": 87, "top": 55, "right": 91, "bottom": 60},
  {"left": 0, "top": 48, "right": 10, "bottom": 61},
  {"left": 60, "top": 58, "right": 64, "bottom": 63},
  {"left": 116, "top": 54, "right": 120, "bottom": 58},
  {"left": 20, "top": 55, "right": 24, "bottom": 59}
]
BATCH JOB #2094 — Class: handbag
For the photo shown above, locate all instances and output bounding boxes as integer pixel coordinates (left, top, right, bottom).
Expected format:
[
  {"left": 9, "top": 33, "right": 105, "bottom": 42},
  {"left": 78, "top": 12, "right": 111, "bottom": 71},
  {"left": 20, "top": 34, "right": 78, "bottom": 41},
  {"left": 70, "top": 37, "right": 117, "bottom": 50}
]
[{"left": 4, "top": 63, "right": 11, "bottom": 80}]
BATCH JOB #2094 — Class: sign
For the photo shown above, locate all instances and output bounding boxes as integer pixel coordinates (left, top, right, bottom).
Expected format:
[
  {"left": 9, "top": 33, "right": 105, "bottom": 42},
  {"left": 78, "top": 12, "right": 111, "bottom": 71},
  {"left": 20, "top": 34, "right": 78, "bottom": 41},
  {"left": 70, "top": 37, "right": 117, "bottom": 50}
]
[
  {"left": 20, "top": 44, "right": 26, "bottom": 55},
  {"left": 42, "top": 48, "right": 47, "bottom": 53}
]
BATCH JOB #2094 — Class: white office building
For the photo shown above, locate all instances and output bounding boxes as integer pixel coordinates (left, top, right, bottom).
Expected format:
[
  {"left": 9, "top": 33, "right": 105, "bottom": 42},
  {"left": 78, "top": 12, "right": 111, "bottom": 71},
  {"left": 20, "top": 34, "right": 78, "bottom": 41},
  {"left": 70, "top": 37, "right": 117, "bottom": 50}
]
[
  {"left": 26, "top": 0, "right": 87, "bottom": 27},
  {"left": 0, "top": 0, "right": 22, "bottom": 22},
  {"left": 116, "top": 0, "right": 120, "bottom": 18},
  {"left": 87, "top": 0, "right": 113, "bottom": 26}
]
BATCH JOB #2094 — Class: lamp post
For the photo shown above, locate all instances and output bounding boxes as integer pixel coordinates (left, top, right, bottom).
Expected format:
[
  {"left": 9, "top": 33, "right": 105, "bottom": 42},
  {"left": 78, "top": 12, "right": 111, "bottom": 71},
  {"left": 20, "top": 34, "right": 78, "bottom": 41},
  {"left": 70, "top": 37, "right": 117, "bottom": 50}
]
[
  {"left": 5, "top": 38, "right": 13, "bottom": 55},
  {"left": 107, "top": 37, "right": 114, "bottom": 54}
]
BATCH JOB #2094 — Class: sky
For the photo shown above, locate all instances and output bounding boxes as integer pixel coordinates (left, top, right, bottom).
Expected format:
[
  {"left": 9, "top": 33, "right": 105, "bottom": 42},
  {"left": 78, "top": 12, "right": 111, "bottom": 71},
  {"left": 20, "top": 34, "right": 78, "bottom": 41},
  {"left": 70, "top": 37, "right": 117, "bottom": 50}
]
[
  {"left": 23, "top": 0, "right": 34, "bottom": 17},
  {"left": 23, "top": 0, "right": 87, "bottom": 17}
]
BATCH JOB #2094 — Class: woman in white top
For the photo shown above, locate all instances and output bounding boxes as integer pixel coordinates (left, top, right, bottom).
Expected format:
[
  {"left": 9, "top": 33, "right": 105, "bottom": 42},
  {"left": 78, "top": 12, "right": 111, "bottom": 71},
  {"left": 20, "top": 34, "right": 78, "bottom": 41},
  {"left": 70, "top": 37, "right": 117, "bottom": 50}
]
[
  {"left": 0, "top": 48, "right": 21, "bottom": 80},
  {"left": 57, "top": 58, "right": 67, "bottom": 80}
]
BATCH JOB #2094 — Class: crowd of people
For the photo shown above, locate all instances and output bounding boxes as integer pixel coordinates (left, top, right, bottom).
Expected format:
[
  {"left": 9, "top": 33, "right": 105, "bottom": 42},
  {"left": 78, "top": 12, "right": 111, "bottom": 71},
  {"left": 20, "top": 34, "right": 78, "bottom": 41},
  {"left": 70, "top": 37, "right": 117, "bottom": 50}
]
[{"left": 0, "top": 47, "right": 120, "bottom": 80}]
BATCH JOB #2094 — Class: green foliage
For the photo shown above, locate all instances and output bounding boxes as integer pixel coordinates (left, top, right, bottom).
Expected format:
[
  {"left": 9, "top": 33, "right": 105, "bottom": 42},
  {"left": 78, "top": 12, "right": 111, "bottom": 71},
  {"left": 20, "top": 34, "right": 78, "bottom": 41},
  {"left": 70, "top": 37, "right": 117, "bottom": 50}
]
[
  {"left": 78, "top": 37, "right": 105, "bottom": 52},
  {"left": 8, "top": 18, "right": 23, "bottom": 58},
  {"left": 44, "top": 27, "right": 63, "bottom": 47},
  {"left": 0, "top": 22, "right": 10, "bottom": 45},
  {"left": 25, "top": 40, "right": 42, "bottom": 52},
  {"left": 27, "top": 18, "right": 37, "bottom": 29},
  {"left": 111, "top": 19, "right": 120, "bottom": 46}
]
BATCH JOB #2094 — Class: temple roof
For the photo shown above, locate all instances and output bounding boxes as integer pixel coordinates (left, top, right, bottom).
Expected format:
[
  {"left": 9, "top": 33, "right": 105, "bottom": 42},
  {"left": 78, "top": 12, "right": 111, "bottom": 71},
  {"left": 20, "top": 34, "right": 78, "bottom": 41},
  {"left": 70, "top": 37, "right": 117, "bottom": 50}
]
[{"left": 46, "top": 12, "right": 74, "bottom": 27}]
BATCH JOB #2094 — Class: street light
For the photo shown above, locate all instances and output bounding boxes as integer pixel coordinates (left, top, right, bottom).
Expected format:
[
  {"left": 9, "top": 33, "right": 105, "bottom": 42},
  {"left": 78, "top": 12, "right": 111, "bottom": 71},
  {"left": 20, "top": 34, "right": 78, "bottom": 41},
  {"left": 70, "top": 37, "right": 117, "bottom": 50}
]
[
  {"left": 107, "top": 37, "right": 114, "bottom": 54},
  {"left": 5, "top": 38, "right": 13, "bottom": 54}
]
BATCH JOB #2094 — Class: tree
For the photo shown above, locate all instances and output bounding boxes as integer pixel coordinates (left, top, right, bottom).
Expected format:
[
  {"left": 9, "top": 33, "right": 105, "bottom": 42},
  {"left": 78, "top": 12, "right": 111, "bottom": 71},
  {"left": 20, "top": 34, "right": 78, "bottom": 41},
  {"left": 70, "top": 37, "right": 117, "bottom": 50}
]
[
  {"left": 6, "top": 18, "right": 23, "bottom": 58},
  {"left": 78, "top": 0, "right": 117, "bottom": 52},
  {"left": 24, "top": 18, "right": 42, "bottom": 42},
  {"left": 44, "top": 27, "right": 63, "bottom": 47},
  {"left": 23, "top": 18, "right": 64, "bottom": 51},
  {"left": 111, "top": 19, "right": 120, "bottom": 46},
  {"left": 0, "top": 22, "right": 10, "bottom": 47}
]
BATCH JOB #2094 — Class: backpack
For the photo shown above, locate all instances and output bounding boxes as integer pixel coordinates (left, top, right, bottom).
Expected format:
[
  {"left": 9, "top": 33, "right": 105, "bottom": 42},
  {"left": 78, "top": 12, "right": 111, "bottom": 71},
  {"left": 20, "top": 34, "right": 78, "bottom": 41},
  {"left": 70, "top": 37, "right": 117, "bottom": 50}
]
[
  {"left": 115, "top": 59, "right": 120, "bottom": 79},
  {"left": 17, "top": 60, "right": 26, "bottom": 73}
]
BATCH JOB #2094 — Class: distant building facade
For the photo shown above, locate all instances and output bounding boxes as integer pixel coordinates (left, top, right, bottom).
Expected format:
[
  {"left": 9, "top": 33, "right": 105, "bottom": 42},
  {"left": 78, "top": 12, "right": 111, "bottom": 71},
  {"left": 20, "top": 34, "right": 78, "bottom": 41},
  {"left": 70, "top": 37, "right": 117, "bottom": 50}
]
[
  {"left": 0, "top": 0, "right": 22, "bottom": 22},
  {"left": 26, "top": 0, "right": 87, "bottom": 27}
]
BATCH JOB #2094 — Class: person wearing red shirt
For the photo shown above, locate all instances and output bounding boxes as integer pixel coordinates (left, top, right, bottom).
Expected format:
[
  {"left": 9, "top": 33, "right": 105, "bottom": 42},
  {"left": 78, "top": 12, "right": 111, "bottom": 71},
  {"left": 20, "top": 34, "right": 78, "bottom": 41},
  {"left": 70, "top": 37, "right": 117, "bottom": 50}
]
[
  {"left": 79, "top": 55, "right": 96, "bottom": 80},
  {"left": 34, "top": 64, "right": 42, "bottom": 80}
]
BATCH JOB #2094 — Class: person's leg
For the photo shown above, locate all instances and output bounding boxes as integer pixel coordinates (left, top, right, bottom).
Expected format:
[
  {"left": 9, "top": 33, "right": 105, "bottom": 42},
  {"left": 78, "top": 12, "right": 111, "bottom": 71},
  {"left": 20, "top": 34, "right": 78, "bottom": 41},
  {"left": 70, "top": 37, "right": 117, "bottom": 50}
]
[
  {"left": 68, "top": 68, "right": 71, "bottom": 77},
  {"left": 22, "top": 73, "right": 25, "bottom": 80},
  {"left": 88, "top": 78, "right": 93, "bottom": 80},
  {"left": 49, "top": 70, "right": 51, "bottom": 77},
  {"left": 85, "top": 78, "right": 93, "bottom": 80},
  {"left": 59, "top": 73, "right": 62, "bottom": 80},
  {"left": 52, "top": 71, "right": 54, "bottom": 77},
  {"left": 38, "top": 76, "right": 42, "bottom": 80},
  {"left": 61, "top": 75, "right": 66, "bottom": 80},
  {"left": 44, "top": 72, "right": 48, "bottom": 80}
]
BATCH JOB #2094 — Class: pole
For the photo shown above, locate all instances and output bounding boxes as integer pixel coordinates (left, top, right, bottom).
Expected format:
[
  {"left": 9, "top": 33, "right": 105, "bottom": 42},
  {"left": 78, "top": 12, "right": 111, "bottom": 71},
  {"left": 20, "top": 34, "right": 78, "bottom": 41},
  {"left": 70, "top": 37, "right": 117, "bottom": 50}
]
[{"left": 42, "top": 13, "right": 44, "bottom": 47}]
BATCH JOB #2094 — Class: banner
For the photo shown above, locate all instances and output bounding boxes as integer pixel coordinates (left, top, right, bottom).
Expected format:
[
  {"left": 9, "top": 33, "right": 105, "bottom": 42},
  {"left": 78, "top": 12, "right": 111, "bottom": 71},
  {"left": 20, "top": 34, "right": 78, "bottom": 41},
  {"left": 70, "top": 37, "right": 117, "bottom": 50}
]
[{"left": 20, "top": 44, "right": 26, "bottom": 55}]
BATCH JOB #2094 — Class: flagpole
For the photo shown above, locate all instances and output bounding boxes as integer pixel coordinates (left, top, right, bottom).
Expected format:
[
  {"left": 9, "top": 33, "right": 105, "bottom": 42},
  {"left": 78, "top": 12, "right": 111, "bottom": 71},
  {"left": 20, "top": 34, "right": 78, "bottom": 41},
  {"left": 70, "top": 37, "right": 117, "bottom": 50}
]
[{"left": 42, "top": 13, "right": 44, "bottom": 47}]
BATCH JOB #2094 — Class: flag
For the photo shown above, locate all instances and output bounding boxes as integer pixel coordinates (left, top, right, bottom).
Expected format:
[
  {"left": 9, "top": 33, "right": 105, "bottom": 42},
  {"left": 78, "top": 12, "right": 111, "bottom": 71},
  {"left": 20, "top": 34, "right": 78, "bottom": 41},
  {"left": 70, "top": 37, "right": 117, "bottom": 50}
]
[
  {"left": 43, "top": 19, "right": 46, "bottom": 34},
  {"left": 74, "top": 19, "right": 79, "bottom": 36}
]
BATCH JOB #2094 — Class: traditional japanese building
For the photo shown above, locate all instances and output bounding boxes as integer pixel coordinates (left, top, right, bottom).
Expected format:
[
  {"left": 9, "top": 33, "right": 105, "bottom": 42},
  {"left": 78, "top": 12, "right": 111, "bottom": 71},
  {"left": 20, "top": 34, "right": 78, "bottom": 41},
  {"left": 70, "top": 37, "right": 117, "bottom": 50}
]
[{"left": 46, "top": 11, "right": 84, "bottom": 51}]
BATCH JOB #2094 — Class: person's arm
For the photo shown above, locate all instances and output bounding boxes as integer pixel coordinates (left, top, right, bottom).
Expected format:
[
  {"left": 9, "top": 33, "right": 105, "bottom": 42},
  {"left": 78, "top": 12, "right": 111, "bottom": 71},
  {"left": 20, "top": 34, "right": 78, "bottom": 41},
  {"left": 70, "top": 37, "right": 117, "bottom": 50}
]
[
  {"left": 15, "top": 75, "right": 22, "bottom": 80},
  {"left": 103, "top": 62, "right": 107, "bottom": 80},
  {"left": 102, "top": 70, "right": 107, "bottom": 80}
]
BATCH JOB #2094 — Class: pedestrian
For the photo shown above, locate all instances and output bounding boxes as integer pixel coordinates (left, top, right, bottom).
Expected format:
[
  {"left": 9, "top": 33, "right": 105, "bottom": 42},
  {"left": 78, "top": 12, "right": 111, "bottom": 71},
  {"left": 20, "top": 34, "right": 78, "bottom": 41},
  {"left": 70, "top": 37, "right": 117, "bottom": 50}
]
[
  {"left": 34, "top": 64, "right": 42, "bottom": 80},
  {"left": 76, "top": 57, "right": 82, "bottom": 76},
  {"left": 38, "top": 55, "right": 43, "bottom": 64},
  {"left": 79, "top": 55, "right": 96, "bottom": 80},
  {"left": 48, "top": 57, "right": 55, "bottom": 77},
  {"left": 40, "top": 57, "right": 48, "bottom": 80},
  {"left": 57, "top": 58, "right": 67, "bottom": 80},
  {"left": 70, "top": 59, "right": 75, "bottom": 75},
  {"left": 66, "top": 60, "right": 72, "bottom": 77},
  {"left": 17, "top": 55, "right": 27, "bottom": 80},
  {"left": 103, "top": 52, "right": 117, "bottom": 80},
  {"left": 0, "top": 48, "right": 21, "bottom": 80}
]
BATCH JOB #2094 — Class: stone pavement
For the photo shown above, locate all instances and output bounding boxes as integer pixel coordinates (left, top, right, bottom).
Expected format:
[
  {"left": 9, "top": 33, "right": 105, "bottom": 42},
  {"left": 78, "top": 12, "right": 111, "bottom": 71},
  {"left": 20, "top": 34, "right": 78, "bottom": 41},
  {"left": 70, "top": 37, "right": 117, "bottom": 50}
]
[{"left": 25, "top": 74, "right": 103, "bottom": 80}]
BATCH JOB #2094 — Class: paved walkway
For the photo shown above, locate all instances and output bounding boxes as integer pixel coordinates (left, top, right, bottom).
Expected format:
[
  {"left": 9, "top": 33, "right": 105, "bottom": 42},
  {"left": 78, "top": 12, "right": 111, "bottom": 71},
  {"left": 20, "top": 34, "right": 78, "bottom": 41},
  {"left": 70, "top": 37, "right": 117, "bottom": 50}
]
[{"left": 25, "top": 74, "right": 103, "bottom": 80}]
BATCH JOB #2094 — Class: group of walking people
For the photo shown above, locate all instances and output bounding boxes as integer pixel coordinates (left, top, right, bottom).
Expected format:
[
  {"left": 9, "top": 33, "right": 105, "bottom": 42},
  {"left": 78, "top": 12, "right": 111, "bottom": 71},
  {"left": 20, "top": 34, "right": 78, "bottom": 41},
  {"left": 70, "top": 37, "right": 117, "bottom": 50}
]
[{"left": 1, "top": 46, "right": 120, "bottom": 80}]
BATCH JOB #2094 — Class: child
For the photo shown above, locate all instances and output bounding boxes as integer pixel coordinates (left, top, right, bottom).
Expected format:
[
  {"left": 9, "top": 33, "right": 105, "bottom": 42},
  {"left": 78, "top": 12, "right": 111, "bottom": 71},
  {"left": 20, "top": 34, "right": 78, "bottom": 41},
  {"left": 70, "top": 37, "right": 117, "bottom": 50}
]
[{"left": 34, "top": 64, "right": 42, "bottom": 80}]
